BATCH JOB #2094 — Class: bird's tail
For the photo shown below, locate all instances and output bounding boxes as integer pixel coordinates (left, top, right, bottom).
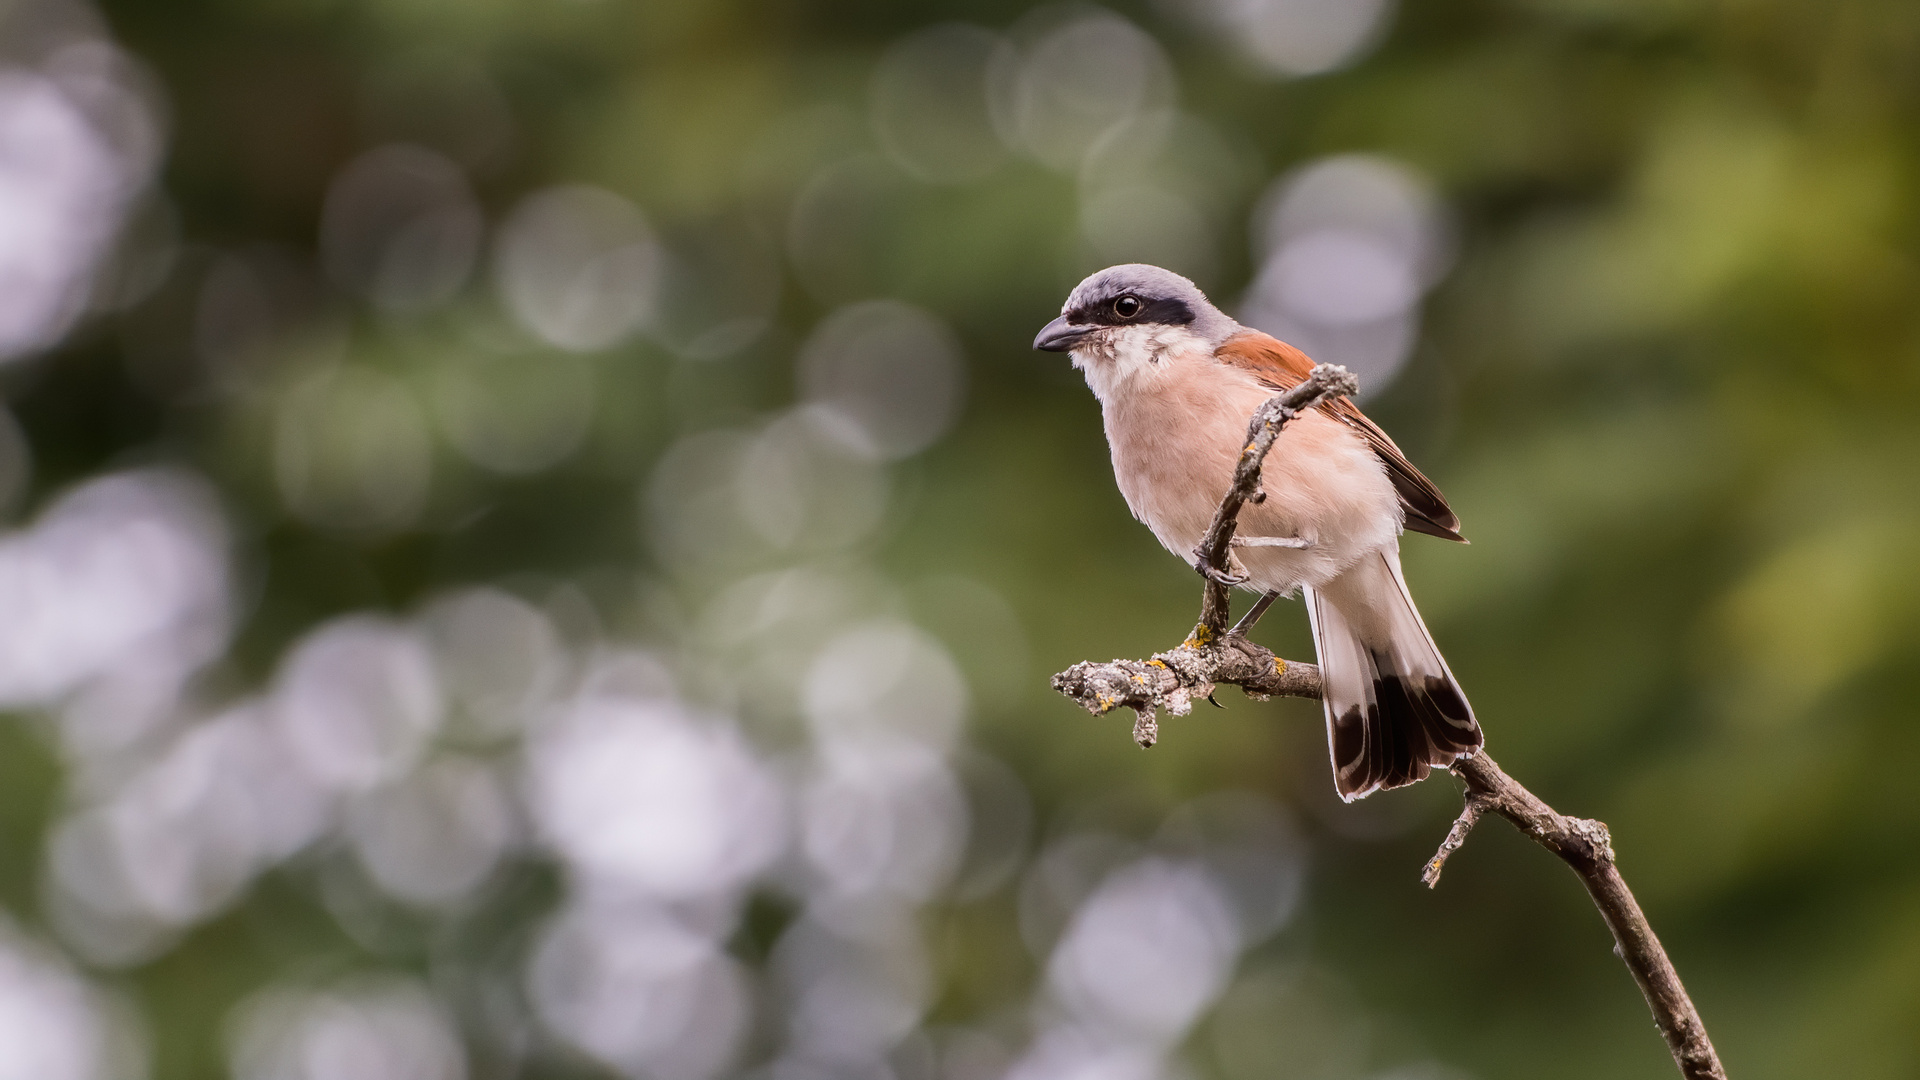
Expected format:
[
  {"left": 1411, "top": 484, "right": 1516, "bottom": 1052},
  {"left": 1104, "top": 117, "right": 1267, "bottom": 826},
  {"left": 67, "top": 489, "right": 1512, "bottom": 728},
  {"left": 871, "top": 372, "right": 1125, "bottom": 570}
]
[{"left": 1304, "top": 550, "right": 1482, "bottom": 802}]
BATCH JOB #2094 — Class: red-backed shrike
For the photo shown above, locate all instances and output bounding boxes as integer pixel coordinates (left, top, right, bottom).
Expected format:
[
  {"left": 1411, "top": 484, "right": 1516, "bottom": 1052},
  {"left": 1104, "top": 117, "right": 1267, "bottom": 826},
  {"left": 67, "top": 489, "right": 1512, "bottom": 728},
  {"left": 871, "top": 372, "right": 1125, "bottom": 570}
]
[{"left": 1036, "top": 263, "right": 1481, "bottom": 801}]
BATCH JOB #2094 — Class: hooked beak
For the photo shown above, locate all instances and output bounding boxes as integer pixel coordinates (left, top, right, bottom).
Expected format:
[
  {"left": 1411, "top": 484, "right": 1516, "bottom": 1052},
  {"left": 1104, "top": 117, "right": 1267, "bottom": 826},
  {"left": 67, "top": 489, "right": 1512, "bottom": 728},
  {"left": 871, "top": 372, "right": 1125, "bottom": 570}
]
[{"left": 1033, "top": 315, "right": 1089, "bottom": 353}]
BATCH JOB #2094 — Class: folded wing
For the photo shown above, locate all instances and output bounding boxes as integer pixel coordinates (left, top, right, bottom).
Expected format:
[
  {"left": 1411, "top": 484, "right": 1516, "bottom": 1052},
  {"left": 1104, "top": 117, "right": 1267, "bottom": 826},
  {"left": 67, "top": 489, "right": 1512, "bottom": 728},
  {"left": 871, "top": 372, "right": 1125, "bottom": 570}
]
[{"left": 1215, "top": 331, "right": 1465, "bottom": 543}]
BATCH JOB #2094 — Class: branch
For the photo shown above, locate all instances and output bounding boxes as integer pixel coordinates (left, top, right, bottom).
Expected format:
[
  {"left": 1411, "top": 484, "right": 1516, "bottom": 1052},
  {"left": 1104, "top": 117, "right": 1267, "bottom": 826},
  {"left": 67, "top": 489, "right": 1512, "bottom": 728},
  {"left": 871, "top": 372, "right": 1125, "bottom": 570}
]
[
  {"left": 1053, "top": 650, "right": 1726, "bottom": 1080},
  {"left": 1047, "top": 363, "right": 1728, "bottom": 1079},
  {"left": 1191, "top": 364, "right": 1360, "bottom": 634},
  {"left": 1051, "top": 630, "right": 1320, "bottom": 749},
  {"left": 1437, "top": 754, "right": 1726, "bottom": 1080}
]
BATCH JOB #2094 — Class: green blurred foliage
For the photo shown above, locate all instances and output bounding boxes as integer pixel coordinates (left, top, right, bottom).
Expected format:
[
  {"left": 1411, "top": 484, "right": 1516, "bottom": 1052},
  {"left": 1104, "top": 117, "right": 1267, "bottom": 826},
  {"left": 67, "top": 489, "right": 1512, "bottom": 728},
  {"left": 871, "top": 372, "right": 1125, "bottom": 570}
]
[{"left": 3, "top": 0, "right": 1919, "bottom": 1077}]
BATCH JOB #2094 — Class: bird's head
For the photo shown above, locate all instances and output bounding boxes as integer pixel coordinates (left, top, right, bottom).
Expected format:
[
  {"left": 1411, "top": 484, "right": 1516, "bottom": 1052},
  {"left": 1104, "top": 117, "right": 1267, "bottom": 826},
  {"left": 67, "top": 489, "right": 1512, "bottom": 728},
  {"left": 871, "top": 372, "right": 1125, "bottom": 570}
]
[{"left": 1033, "top": 264, "right": 1240, "bottom": 385}]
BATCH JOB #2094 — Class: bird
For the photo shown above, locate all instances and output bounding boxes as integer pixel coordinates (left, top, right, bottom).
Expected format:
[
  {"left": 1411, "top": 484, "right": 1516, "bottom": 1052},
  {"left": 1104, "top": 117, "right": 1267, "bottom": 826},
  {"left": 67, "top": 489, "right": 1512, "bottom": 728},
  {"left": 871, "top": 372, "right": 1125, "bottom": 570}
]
[{"left": 1034, "top": 263, "right": 1481, "bottom": 801}]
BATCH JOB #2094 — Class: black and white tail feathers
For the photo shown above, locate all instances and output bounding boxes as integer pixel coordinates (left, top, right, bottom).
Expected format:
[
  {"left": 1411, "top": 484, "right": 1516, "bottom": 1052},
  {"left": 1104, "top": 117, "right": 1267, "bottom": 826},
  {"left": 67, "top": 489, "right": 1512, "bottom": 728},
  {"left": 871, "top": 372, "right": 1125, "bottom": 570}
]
[{"left": 1304, "top": 550, "right": 1481, "bottom": 802}]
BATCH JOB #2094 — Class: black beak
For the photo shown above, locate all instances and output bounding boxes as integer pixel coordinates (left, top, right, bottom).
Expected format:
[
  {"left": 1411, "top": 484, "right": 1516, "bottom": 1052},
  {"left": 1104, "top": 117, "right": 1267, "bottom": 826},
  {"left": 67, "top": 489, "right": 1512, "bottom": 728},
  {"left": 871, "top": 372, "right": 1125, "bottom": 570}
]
[{"left": 1033, "top": 315, "right": 1089, "bottom": 353}]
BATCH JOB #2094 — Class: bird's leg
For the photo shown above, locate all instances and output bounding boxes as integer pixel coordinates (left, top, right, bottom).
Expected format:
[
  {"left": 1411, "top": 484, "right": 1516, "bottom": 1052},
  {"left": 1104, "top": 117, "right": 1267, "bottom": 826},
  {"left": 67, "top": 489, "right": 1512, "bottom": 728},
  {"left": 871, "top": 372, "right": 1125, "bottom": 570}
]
[
  {"left": 1228, "top": 590, "right": 1282, "bottom": 637},
  {"left": 1231, "top": 535, "right": 1311, "bottom": 549}
]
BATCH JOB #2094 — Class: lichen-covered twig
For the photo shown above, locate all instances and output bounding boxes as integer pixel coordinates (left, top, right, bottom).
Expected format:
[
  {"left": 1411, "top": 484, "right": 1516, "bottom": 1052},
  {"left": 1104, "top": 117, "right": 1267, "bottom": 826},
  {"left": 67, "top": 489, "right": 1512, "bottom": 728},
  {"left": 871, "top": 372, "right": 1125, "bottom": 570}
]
[
  {"left": 1048, "top": 362, "right": 1728, "bottom": 1080},
  {"left": 1050, "top": 627, "right": 1320, "bottom": 747}
]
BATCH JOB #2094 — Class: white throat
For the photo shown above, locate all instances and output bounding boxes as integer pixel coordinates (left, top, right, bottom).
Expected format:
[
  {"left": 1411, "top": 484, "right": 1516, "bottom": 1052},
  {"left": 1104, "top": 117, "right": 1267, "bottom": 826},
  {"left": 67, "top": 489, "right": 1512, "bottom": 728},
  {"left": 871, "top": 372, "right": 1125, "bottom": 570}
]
[{"left": 1070, "top": 324, "right": 1210, "bottom": 405}]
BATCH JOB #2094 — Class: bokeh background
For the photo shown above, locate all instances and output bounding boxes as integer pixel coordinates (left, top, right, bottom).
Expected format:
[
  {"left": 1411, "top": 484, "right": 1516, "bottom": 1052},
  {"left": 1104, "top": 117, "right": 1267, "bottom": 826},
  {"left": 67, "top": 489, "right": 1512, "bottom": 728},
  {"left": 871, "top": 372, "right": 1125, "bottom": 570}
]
[{"left": 0, "top": 0, "right": 1915, "bottom": 1076}]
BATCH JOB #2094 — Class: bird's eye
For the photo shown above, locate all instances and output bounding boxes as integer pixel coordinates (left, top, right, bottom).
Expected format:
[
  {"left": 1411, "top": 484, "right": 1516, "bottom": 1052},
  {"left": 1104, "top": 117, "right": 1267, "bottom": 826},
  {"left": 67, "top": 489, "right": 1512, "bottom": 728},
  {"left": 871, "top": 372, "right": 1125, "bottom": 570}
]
[{"left": 1113, "top": 295, "right": 1143, "bottom": 319}]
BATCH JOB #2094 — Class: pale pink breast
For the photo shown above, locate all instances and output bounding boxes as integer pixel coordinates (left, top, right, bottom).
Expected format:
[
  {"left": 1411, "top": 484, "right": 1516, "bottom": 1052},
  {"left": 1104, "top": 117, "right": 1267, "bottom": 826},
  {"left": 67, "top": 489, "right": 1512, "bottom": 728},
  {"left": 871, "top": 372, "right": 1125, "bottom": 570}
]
[{"left": 1101, "top": 352, "right": 1400, "bottom": 593}]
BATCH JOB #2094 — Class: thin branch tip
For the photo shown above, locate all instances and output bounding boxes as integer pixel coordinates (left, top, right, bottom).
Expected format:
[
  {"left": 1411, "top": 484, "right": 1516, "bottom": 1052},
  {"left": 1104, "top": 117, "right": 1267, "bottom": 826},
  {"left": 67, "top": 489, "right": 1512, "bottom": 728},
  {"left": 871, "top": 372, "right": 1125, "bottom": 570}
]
[
  {"left": 1421, "top": 791, "right": 1487, "bottom": 888},
  {"left": 1131, "top": 708, "right": 1158, "bottom": 748},
  {"left": 1306, "top": 362, "right": 1361, "bottom": 398}
]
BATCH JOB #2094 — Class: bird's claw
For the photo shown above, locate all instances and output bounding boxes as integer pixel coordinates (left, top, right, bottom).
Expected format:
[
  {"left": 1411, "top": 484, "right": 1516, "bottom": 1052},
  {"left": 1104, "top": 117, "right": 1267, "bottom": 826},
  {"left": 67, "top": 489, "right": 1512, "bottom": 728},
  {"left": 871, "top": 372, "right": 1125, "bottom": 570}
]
[{"left": 1195, "top": 561, "right": 1248, "bottom": 588}]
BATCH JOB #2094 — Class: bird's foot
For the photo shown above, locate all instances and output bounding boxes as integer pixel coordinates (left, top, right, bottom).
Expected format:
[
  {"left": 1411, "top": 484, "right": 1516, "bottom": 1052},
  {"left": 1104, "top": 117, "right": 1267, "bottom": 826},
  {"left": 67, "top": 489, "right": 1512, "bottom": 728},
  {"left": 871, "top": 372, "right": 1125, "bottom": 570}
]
[{"left": 1194, "top": 560, "right": 1248, "bottom": 588}]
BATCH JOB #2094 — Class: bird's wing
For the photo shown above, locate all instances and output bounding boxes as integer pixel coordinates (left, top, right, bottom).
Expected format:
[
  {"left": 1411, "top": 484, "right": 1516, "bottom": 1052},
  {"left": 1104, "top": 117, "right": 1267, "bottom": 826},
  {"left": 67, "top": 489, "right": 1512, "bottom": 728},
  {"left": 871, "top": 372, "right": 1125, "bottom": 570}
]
[{"left": 1216, "top": 330, "right": 1466, "bottom": 543}]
